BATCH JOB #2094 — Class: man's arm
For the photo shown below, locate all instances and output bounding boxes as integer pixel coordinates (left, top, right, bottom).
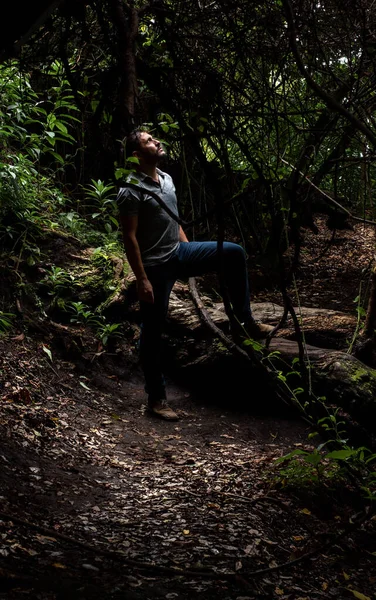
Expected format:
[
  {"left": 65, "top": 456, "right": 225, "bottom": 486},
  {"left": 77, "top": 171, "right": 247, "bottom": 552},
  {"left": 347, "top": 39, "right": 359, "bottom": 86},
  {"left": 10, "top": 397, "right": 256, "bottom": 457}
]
[
  {"left": 179, "top": 226, "right": 189, "bottom": 242},
  {"left": 119, "top": 214, "right": 154, "bottom": 303}
]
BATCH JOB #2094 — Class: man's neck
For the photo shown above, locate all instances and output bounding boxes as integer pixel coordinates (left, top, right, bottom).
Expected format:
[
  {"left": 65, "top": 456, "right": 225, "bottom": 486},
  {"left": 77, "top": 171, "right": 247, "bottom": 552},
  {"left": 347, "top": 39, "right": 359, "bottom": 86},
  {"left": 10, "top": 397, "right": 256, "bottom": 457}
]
[{"left": 138, "top": 163, "right": 159, "bottom": 182}]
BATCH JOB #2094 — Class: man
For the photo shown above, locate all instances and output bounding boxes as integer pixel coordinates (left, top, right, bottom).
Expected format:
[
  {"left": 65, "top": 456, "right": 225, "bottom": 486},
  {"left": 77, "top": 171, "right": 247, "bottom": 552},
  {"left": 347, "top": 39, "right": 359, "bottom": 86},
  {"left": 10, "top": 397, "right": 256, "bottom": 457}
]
[{"left": 117, "top": 129, "right": 272, "bottom": 421}]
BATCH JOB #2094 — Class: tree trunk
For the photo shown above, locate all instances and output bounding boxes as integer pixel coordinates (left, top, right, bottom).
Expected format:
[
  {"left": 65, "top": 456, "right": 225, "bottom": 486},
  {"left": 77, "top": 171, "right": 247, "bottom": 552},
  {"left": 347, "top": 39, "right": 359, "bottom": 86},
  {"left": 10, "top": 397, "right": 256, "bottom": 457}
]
[{"left": 109, "top": 0, "right": 140, "bottom": 134}]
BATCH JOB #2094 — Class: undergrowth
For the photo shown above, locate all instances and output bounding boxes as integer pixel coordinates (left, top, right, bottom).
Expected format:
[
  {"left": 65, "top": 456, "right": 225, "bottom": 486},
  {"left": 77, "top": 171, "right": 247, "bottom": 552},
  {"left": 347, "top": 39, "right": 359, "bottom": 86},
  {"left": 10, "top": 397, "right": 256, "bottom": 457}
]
[{"left": 0, "top": 60, "right": 125, "bottom": 349}]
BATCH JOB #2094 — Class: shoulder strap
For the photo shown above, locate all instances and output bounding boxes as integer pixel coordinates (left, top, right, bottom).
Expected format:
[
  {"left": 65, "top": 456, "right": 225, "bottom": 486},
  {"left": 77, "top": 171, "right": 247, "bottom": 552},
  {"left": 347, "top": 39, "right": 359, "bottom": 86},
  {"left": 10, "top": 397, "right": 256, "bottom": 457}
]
[{"left": 122, "top": 182, "right": 184, "bottom": 226}]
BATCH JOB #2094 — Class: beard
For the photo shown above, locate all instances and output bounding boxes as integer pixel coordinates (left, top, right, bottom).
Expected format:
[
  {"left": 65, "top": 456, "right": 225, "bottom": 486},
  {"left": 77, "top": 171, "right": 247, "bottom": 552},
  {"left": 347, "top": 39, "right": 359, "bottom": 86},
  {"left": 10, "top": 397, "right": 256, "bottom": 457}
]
[{"left": 140, "top": 146, "right": 166, "bottom": 165}]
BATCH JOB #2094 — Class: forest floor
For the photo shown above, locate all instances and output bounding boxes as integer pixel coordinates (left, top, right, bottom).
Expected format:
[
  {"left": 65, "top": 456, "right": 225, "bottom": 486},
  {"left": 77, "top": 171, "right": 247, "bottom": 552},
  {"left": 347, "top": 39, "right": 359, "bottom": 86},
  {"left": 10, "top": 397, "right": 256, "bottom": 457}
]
[{"left": 0, "top": 217, "right": 376, "bottom": 600}]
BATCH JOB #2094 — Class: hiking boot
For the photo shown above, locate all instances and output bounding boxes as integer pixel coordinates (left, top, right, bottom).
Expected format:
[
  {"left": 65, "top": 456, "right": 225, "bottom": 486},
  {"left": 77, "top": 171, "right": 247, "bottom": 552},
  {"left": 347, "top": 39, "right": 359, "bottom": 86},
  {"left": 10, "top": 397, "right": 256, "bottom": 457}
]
[
  {"left": 243, "top": 319, "right": 274, "bottom": 340},
  {"left": 147, "top": 400, "right": 179, "bottom": 421}
]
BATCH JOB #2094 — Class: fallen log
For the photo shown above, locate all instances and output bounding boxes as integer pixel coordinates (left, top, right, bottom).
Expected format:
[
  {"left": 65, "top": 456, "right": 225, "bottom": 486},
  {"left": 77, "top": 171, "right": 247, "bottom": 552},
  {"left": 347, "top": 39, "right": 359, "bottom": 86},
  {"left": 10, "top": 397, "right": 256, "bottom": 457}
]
[
  {"left": 267, "top": 339, "right": 376, "bottom": 428},
  {"left": 166, "top": 285, "right": 376, "bottom": 430}
]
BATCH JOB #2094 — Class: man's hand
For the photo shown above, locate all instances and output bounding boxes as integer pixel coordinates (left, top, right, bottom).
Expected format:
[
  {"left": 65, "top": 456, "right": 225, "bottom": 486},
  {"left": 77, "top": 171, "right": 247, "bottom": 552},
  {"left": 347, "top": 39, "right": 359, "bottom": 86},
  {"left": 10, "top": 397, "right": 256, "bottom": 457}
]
[{"left": 137, "top": 277, "right": 154, "bottom": 303}]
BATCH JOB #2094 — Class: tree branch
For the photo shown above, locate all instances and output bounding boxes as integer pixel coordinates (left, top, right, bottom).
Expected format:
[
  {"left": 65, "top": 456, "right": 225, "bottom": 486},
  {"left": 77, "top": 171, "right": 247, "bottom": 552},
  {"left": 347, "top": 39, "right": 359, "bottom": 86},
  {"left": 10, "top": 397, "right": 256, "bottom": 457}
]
[{"left": 282, "top": 0, "right": 376, "bottom": 148}]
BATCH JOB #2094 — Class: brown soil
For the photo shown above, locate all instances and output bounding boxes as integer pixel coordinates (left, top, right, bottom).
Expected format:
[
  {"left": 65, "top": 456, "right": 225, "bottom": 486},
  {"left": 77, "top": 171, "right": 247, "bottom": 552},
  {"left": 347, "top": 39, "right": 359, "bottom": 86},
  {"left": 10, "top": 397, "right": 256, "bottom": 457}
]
[
  {"left": 0, "top": 216, "right": 375, "bottom": 600},
  {"left": 253, "top": 216, "right": 375, "bottom": 314}
]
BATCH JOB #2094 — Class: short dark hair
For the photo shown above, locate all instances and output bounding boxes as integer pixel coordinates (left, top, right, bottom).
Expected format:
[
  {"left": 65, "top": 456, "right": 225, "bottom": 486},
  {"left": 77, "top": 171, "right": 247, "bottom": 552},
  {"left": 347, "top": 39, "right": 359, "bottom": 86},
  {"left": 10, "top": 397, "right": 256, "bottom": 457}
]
[{"left": 125, "top": 129, "right": 146, "bottom": 158}]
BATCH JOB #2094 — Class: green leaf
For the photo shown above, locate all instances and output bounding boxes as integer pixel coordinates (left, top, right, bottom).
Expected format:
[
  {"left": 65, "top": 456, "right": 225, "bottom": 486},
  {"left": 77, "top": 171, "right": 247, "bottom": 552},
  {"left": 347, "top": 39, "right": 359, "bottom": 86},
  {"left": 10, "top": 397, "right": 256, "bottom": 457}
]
[
  {"left": 293, "top": 387, "right": 304, "bottom": 395},
  {"left": 242, "top": 338, "right": 263, "bottom": 351},
  {"left": 325, "top": 450, "right": 357, "bottom": 460},
  {"left": 55, "top": 121, "right": 68, "bottom": 135},
  {"left": 274, "top": 449, "right": 308, "bottom": 464},
  {"left": 303, "top": 453, "right": 322, "bottom": 466},
  {"left": 115, "top": 169, "right": 124, "bottom": 180},
  {"left": 48, "top": 151, "right": 65, "bottom": 164}
]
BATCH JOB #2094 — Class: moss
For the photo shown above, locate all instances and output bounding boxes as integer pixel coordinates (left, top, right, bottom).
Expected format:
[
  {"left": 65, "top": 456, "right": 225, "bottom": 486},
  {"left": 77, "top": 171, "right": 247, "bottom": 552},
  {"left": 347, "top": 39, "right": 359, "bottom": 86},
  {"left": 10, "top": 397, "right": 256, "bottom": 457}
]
[
  {"left": 350, "top": 367, "right": 374, "bottom": 383},
  {"left": 96, "top": 278, "right": 124, "bottom": 313},
  {"left": 212, "top": 338, "right": 232, "bottom": 356},
  {"left": 332, "top": 360, "right": 376, "bottom": 401},
  {"left": 75, "top": 267, "right": 112, "bottom": 303},
  {"left": 72, "top": 248, "right": 126, "bottom": 309}
]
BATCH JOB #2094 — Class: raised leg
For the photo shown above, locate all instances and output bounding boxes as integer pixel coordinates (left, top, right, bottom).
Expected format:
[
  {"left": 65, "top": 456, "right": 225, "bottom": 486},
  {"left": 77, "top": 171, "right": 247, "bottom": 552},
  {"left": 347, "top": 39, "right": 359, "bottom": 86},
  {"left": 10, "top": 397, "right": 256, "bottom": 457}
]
[{"left": 176, "top": 241, "right": 252, "bottom": 323}]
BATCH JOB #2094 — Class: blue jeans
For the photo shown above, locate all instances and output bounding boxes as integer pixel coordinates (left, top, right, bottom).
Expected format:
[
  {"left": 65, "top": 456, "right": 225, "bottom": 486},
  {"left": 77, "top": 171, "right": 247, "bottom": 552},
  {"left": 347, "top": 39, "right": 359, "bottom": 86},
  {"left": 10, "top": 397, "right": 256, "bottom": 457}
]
[{"left": 139, "top": 241, "right": 252, "bottom": 401}]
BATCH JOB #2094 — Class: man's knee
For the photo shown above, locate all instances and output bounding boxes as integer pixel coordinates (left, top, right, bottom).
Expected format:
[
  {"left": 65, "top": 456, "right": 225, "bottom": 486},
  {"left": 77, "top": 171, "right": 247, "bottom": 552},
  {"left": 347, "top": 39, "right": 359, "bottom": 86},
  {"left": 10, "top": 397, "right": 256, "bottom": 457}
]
[{"left": 223, "top": 242, "right": 246, "bottom": 262}]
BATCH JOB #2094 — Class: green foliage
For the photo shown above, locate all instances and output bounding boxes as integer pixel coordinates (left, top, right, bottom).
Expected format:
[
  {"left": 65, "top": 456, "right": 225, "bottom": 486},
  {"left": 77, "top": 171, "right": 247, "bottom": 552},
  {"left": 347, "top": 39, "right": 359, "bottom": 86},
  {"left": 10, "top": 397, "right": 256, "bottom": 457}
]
[
  {"left": 57, "top": 210, "right": 87, "bottom": 237},
  {"left": 83, "top": 179, "right": 118, "bottom": 234},
  {"left": 95, "top": 322, "right": 122, "bottom": 347},
  {"left": 91, "top": 244, "right": 124, "bottom": 290},
  {"left": 66, "top": 301, "right": 121, "bottom": 347},
  {"left": 156, "top": 112, "right": 179, "bottom": 135},
  {"left": 263, "top": 345, "right": 376, "bottom": 500},
  {"left": 274, "top": 448, "right": 345, "bottom": 489},
  {"left": 347, "top": 288, "right": 367, "bottom": 353},
  {"left": 0, "top": 311, "right": 14, "bottom": 334},
  {"left": 67, "top": 301, "right": 101, "bottom": 326},
  {"left": 0, "top": 59, "right": 84, "bottom": 253},
  {"left": 274, "top": 412, "right": 376, "bottom": 500},
  {"left": 43, "top": 266, "right": 75, "bottom": 298},
  {"left": 85, "top": 179, "right": 116, "bottom": 203},
  {"left": 0, "top": 60, "right": 79, "bottom": 167},
  {"left": 0, "top": 153, "right": 42, "bottom": 247}
]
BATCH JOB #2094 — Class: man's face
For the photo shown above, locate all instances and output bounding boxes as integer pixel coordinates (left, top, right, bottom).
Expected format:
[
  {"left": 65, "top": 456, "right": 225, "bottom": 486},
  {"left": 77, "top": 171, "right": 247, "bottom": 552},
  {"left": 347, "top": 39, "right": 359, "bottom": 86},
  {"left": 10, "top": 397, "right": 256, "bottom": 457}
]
[{"left": 134, "top": 132, "right": 165, "bottom": 165}]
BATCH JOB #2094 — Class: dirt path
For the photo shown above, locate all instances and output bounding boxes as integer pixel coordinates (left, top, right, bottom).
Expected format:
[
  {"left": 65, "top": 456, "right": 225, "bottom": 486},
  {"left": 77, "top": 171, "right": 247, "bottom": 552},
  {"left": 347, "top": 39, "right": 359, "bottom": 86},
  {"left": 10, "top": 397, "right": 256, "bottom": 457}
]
[{"left": 0, "top": 332, "right": 375, "bottom": 600}]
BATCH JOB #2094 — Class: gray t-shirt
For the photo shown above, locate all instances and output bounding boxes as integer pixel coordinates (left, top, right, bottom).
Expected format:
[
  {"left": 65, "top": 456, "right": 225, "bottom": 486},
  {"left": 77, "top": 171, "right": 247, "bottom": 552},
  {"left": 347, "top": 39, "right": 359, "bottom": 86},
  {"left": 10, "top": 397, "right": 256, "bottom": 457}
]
[{"left": 117, "top": 169, "right": 180, "bottom": 267}]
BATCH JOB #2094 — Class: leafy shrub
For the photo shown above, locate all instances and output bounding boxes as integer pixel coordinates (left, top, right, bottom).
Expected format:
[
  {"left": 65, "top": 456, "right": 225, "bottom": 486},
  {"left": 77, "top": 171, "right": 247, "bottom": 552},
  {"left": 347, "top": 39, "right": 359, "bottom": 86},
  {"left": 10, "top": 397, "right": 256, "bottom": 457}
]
[{"left": 0, "top": 311, "right": 14, "bottom": 334}]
